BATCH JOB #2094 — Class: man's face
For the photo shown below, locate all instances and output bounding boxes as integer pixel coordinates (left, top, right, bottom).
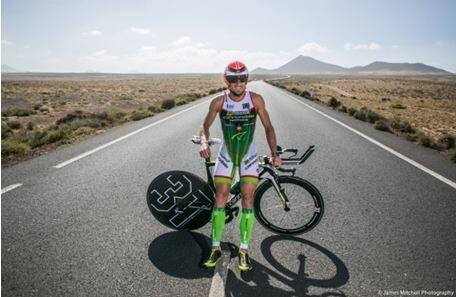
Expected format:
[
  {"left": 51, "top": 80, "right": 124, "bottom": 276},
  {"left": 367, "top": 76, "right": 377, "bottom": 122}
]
[{"left": 226, "top": 75, "right": 248, "bottom": 96}]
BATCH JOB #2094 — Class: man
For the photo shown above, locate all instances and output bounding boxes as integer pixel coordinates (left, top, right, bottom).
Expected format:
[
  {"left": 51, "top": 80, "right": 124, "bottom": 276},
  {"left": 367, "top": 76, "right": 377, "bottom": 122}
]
[{"left": 199, "top": 61, "right": 282, "bottom": 271}]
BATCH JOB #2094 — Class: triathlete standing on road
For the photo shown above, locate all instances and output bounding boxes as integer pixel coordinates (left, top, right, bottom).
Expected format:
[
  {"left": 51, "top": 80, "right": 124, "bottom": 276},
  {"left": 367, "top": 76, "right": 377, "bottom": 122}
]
[{"left": 199, "top": 61, "right": 283, "bottom": 271}]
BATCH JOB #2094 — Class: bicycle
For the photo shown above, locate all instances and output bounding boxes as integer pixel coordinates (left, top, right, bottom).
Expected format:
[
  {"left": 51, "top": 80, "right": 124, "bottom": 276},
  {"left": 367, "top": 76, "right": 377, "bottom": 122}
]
[{"left": 146, "top": 136, "right": 324, "bottom": 235}]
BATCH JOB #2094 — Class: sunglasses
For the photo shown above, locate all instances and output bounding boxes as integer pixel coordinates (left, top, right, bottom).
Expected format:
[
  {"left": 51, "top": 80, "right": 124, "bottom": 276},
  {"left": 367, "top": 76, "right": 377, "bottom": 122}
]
[{"left": 226, "top": 75, "right": 248, "bottom": 83}]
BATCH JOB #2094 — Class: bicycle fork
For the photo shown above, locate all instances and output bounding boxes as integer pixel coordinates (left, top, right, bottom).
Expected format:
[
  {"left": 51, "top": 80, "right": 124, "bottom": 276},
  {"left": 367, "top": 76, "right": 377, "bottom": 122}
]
[{"left": 264, "top": 176, "right": 290, "bottom": 211}]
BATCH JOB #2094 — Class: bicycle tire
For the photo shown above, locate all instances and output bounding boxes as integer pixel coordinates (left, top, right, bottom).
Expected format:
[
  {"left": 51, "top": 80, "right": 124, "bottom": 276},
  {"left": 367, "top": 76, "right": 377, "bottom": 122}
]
[
  {"left": 146, "top": 170, "right": 214, "bottom": 230},
  {"left": 254, "top": 176, "right": 324, "bottom": 235}
]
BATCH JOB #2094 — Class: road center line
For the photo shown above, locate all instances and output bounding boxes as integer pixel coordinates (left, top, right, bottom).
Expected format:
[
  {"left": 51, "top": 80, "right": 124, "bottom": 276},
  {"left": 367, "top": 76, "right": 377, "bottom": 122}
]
[
  {"left": 208, "top": 250, "right": 231, "bottom": 297},
  {"left": 283, "top": 92, "right": 456, "bottom": 190},
  {"left": 53, "top": 99, "right": 211, "bottom": 168},
  {"left": 1, "top": 183, "right": 23, "bottom": 194}
]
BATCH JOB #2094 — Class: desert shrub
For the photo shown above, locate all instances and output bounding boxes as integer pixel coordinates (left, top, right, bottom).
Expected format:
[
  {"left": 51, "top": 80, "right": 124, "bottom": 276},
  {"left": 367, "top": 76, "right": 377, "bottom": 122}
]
[
  {"left": 2, "top": 108, "right": 37, "bottom": 117},
  {"left": 90, "top": 111, "right": 113, "bottom": 123},
  {"left": 352, "top": 96, "right": 357, "bottom": 99},
  {"left": 328, "top": 97, "right": 341, "bottom": 109},
  {"left": 437, "top": 134, "right": 455, "bottom": 149},
  {"left": 109, "top": 109, "right": 128, "bottom": 121},
  {"left": 26, "top": 122, "right": 35, "bottom": 130},
  {"left": 131, "top": 109, "right": 152, "bottom": 121},
  {"left": 300, "top": 91, "right": 311, "bottom": 99},
  {"left": 399, "top": 121, "right": 415, "bottom": 133},
  {"left": 390, "top": 117, "right": 401, "bottom": 130},
  {"left": 417, "top": 133, "right": 432, "bottom": 147},
  {"left": 67, "top": 119, "right": 102, "bottom": 130},
  {"left": 390, "top": 118, "right": 415, "bottom": 133},
  {"left": 161, "top": 99, "right": 175, "bottom": 110},
  {"left": 138, "top": 89, "right": 146, "bottom": 93},
  {"left": 1, "top": 140, "right": 30, "bottom": 156},
  {"left": 390, "top": 103, "right": 407, "bottom": 109},
  {"left": 209, "top": 89, "right": 218, "bottom": 95},
  {"left": 40, "top": 106, "right": 49, "bottom": 112},
  {"left": 338, "top": 105, "right": 347, "bottom": 113},
  {"left": 43, "top": 129, "right": 68, "bottom": 144},
  {"left": 374, "top": 120, "right": 390, "bottom": 132},
  {"left": 381, "top": 97, "right": 391, "bottom": 102},
  {"left": 291, "top": 87, "right": 299, "bottom": 94},
  {"left": 2, "top": 122, "right": 12, "bottom": 139},
  {"left": 353, "top": 110, "right": 367, "bottom": 121},
  {"left": 348, "top": 108, "right": 357, "bottom": 116},
  {"left": 33, "top": 104, "right": 42, "bottom": 110},
  {"left": 27, "top": 131, "right": 49, "bottom": 148},
  {"left": 176, "top": 99, "right": 188, "bottom": 106},
  {"left": 56, "top": 110, "right": 86, "bottom": 124},
  {"left": 365, "top": 110, "right": 382, "bottom": 123},
  {"left": 148, "top": 105, "right": 163, "bottom": 113},
  {"left": 73, "top": 126, "right": 95, "bottom": 136},
  {"left": 7, "top": 120, "right": 22, "bottom": 129}
]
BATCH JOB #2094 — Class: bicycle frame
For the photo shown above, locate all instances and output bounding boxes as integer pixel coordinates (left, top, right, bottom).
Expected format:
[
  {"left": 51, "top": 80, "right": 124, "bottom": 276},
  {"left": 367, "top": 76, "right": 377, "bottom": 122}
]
[{"left": 202, "top": 144, "right": 315, "bottom": 218}]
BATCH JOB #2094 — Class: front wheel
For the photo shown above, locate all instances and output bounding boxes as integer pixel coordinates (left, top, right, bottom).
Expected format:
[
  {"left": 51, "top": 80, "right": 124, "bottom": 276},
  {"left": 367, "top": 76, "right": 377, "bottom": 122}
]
[
  {"left": 146, "top": 171, "right": 214, "bottom": 230},
  {"left": 254, "top": 176, "right": 324, "bottom": 235}
]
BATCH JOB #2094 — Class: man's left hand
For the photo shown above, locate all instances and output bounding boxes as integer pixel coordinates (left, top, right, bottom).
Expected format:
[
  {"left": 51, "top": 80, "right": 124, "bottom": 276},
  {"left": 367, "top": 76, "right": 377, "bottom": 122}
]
[{"left": 271, "top": 156, "right": 283, "bottom": 167}]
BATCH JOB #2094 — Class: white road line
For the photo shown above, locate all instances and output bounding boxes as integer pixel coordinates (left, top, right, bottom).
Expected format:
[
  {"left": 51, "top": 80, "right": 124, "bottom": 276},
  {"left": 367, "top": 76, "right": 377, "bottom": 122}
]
[
  {"left": 1, "top": 183, "right": 23, "bottom": 194},
  {"left": 54, "top": 99, "right": 211, "bottom": 168},
  {"left": 208, "top": 250, "right": 231, "bottom": 297},
  {"left": 284, "top": 92, "right": 456, "bottom": 190}
]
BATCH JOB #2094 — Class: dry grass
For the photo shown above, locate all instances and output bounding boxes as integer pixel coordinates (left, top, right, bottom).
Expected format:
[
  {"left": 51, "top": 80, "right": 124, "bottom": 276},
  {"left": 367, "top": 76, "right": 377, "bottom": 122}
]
[
  {"left": 1, "top": 73, "right": 226, "bottom": 166},
  {"left": 265, "top": 74, "right": 456, "bottom": 161}
]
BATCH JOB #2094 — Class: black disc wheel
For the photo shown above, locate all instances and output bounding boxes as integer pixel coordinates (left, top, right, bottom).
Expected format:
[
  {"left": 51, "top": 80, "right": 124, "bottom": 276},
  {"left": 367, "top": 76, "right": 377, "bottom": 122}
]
[
  {"left": 146, "top": 171, "right": 214, "bottom": 230},
  {"left": 254, "top": 176, "right": 324, "bottom": 235}
]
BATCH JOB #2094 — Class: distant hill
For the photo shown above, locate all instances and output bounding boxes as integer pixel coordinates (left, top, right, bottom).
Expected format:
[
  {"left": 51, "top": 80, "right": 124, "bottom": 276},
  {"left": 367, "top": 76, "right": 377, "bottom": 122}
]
[
  {"left": 251, "top": 55, "right": 452, "bottom": 75},
  {"left": 349, "top": 61, "right": 450, "bottom": 74},
  {"left": 2, "top": 64, "right": 22, "bottom": 73}
]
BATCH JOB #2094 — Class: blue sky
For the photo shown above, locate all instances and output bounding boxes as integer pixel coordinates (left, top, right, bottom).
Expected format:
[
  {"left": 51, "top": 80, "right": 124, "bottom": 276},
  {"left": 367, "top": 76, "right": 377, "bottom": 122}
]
[{"left": 2, "top": 0, "right": 456, "bottom": 73}]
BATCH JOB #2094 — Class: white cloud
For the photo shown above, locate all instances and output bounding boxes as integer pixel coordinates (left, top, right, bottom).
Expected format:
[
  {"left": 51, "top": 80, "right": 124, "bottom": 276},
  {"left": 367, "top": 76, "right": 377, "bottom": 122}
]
[
  {"left": 298, "top": 42, "right": 328, "bottom": 54},
  {"left": 172, "top": 36, "right": 192, "bottom": 46},
  {"left": 130, "top": 27, "right": 150, "bottom": 34},
  {"left": 84, "top": 30, "right": 103, "bottom": 36},
  {"left": 78, "top": 49, "right": 119, "bottom": 67},
  {"left": 392, "top": 44, "right": 400, "bottom": 49},
  {"left": 345, "top": 42, "right": 380, "bottom": 50},
  {"left": 76, "top": 40, "right": 292, "bottom": 73},
  {"left": 2, "top": 40, "right": 14, "bottom": 46}
]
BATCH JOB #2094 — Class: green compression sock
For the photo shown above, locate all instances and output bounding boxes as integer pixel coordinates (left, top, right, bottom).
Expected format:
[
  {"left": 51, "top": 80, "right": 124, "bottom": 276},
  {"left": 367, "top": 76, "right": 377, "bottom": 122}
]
[
  {"left": 211, "top": 207, "right": 226, "bottom": 247},
  {"left": 239, "top": 208, "right": 254, "bottom": 250}
]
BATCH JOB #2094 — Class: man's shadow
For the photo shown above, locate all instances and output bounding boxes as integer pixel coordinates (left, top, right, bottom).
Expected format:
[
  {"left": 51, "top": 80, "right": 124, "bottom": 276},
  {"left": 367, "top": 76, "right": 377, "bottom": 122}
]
[{"left": 148, "top": 232, "right": 349, "bottom": 296}]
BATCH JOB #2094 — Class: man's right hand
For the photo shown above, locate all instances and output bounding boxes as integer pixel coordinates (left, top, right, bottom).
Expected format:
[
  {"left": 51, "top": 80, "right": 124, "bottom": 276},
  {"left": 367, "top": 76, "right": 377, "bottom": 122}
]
[{"left": 199, "top": 143, "right": 211, "bottom": 159}]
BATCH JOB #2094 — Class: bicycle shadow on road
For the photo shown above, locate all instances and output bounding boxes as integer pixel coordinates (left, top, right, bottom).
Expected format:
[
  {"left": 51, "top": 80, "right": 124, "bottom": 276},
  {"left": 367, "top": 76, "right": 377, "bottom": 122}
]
[
  {"left": 148, "top": 230, "right": 216, "bottom": 279},
  {"left": 225, "top": 235, "right": 349, "bottom": 297}
]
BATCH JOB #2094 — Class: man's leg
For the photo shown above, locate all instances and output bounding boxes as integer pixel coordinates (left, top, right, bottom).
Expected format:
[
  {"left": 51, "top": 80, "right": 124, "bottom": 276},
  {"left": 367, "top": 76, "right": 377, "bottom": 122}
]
[
  {"left": 238, "top": 182, "right": 257, "bottom": 271},
  {"left": 211, "top": 183, "right": 230, "bottom": 247},
  {"left": 203, "top": 145, "right": 233, "bottom": 268},
  {"left": 238, "top": 142, "right": 259, "bottom": 271}
]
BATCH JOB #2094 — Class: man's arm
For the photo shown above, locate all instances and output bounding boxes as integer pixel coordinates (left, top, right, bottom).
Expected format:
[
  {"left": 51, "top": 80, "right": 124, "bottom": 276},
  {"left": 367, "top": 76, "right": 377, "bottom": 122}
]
[
  {"left": 199, "top": 96, "right": 222, "bottom": 159},
  {"left": 252, "top": 93, "right": 283, "bottom": 166}
]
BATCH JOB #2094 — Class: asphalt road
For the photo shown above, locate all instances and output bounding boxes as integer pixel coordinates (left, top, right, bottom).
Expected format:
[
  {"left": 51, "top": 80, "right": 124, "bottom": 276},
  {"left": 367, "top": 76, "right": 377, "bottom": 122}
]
[{"left": 2, "top": 81, "right": 455, "bottom": 297}]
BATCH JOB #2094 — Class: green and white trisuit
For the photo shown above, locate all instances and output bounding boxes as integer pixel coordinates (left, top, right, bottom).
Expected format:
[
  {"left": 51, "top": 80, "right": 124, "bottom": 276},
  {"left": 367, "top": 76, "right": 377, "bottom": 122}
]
[
  {"left": 213, "top": 90, "right": 259, "bottom": 185},
  {"left": 210, "top": 90, "right": 259, "bottom": 251}
]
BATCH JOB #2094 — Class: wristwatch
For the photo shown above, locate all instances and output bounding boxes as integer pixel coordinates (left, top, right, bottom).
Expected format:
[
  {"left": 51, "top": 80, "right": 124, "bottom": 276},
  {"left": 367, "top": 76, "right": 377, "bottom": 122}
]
[{"left": 271, "top": 151, "right": 279, "bottom": 157}]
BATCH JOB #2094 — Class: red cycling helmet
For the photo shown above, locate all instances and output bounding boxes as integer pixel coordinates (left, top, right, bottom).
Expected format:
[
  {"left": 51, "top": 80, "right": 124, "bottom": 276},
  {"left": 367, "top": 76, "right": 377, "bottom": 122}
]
[{"left": 224, "top": 61, "right": 249, "bottom": 81}]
